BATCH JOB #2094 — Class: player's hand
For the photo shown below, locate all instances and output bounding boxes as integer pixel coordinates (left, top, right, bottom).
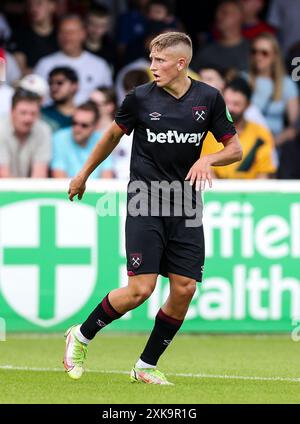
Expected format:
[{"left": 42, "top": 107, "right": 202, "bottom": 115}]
[
  {"left": 68, "top": 174, "right": 87, "bottom": 201},
  {"left": 185, "top": 156, "right": 213, "bottom": 191}
]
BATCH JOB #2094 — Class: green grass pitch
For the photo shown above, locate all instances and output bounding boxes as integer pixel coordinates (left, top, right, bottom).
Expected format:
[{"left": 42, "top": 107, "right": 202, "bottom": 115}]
[{"left": 1, "top": 334, "right": 300, "bottom": 404}]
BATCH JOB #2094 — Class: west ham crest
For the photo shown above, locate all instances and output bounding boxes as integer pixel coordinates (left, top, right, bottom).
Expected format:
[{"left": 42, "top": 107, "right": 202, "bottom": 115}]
[
  {"left": 130, "top": 253, "right": 143, "bottom": 269},
  {"left": 192, "top": 106, "right": 207, "bottom": 122}
]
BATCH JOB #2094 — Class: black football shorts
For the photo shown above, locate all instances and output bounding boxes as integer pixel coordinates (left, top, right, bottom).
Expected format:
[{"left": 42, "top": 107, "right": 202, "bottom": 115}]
[{"left": 126, "top": 215, "right": 205, "bottom": 282}]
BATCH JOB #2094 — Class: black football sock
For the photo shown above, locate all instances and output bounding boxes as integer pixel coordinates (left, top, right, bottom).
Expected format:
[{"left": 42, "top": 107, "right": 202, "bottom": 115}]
[
  {"left": 140, "top": 308, "right": 183, "bottom": 366},
  {"left": 80, "top": 293, "right": 123, "bottom": 340}
]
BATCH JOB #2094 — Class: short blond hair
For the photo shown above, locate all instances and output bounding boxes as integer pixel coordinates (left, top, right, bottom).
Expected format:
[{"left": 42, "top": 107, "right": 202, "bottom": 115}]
[{"left": 150, "top": 32, "right": 193, "bottom": 62}]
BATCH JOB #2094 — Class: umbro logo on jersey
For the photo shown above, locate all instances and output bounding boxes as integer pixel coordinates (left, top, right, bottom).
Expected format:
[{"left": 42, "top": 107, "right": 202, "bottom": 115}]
[
  {"left": 149, "top": 112, "right": 161, "bottom": 120},
  {"left": 146, "top": 129, "right": 205, "bottom": 147},
  {"left": 192, "top": 106, "right": 207, "bottom": 122}
]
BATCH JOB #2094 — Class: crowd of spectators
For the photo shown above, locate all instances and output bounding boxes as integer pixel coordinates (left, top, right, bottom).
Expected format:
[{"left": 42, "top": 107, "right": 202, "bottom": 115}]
[{"left": 0, "top": 0, "right": 300, "bottom": 180}]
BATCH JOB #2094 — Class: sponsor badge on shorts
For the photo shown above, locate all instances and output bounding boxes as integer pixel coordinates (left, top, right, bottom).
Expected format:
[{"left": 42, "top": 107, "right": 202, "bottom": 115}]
[{"left": 130, "top": 253, "right": 143, "bottom": 269}]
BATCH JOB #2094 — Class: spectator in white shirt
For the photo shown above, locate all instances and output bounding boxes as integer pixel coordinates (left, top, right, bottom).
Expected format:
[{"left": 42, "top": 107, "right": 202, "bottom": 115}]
[{"left": 34, "top": 14, "right": 113, "bottom": 105}]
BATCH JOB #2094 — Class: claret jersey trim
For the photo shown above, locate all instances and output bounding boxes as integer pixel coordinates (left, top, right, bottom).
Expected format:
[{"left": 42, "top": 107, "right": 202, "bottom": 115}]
[
  {"left": 218, "top": 133, "right": 236, "bottom": 143},
  {"left": 146, "top": 129, "right": 205, "bottom": 147},
  {"left": 116, "top": 121, "right": 129, "bottom": 135}
]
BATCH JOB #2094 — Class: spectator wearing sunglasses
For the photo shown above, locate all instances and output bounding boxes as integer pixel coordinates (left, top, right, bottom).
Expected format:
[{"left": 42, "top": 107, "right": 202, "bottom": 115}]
[
  {"left": 42, "top": 67, "right": 79, "bottom": 132},
  {"left": 247, "top": 33, "right": 299, "bottom": 147},
  {"left": 51, "top": 101, "right": 113, "bottom": 178},
  {"left": 0, "top": 89, "right": 51, "bottom": 177}
]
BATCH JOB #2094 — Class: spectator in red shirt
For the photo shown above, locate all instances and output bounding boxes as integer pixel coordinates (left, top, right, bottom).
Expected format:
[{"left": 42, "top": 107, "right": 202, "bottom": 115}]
[{"left": 240, "top": 0, "right": 275, "bottom": 40}]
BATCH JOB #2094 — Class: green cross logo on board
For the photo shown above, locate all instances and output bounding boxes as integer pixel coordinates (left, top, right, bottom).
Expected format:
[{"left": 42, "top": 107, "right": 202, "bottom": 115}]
[{"left": 0, "top": 199, "right": 97, "bottom": 327}]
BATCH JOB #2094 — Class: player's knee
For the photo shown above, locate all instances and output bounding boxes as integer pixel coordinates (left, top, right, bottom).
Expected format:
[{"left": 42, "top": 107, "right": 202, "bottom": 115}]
[
  {"left": 174, "top": 279, "right": 197, "bottom": 299},
  {"left": 185, "top": 281, "right": 197, "bottom": 298},
  {"left": 130, "top": 285, "right": 154, "bottom": 306}
]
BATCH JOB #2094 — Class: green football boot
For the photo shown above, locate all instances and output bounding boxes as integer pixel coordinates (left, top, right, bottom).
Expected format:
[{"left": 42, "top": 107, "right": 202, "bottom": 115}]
[
  {"left": 63, "top": 325, "right": 88, "bottom": 380},
  {"left": 130, "top": 367, "right": 174, "bottom": 385}
]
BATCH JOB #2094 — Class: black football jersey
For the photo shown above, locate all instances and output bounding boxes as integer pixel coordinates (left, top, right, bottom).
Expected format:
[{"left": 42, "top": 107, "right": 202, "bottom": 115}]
[{"left": 115, "top": 78, "right": 236, "bottom": 186}]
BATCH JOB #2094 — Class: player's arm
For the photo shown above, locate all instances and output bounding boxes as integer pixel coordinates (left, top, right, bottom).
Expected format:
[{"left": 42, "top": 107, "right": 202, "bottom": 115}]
[
  {"left": 68, "top": 121, "right": 124, "bottom": 201},
  {"left": 203, "top": 134, "right": 243, "bottom": 166},
  {"left": 186, "top": 90, "right": 243, "bottom": 190},
  {"left": 185, "top": 134, "right": 242, "bottom": 191}
]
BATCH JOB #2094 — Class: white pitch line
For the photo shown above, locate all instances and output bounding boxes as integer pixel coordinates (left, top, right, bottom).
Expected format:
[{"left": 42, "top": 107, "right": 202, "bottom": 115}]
[{"left": 1, "top": 365, "right": 300, "bottom": 383}]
